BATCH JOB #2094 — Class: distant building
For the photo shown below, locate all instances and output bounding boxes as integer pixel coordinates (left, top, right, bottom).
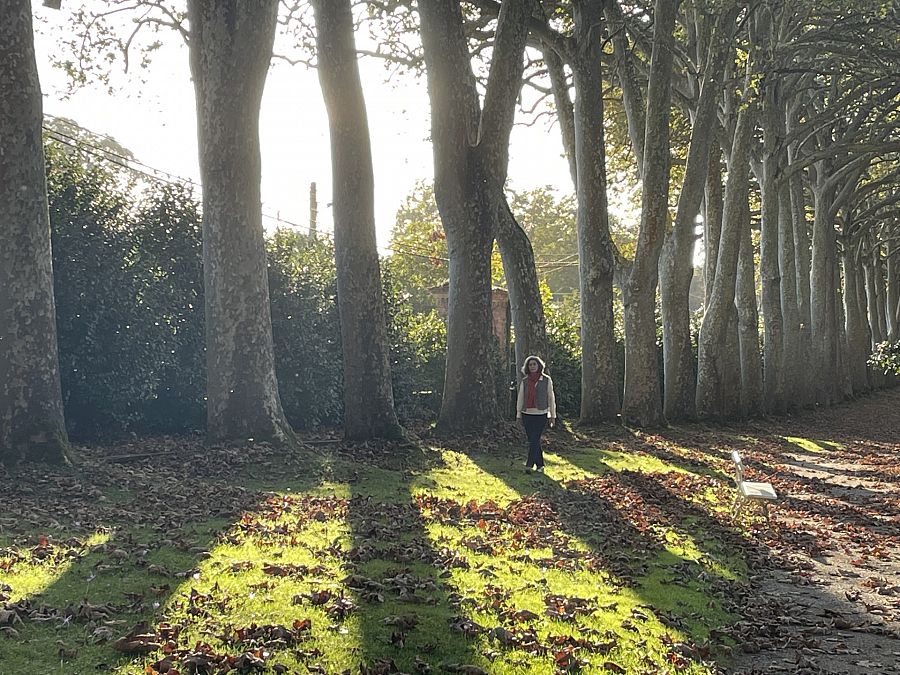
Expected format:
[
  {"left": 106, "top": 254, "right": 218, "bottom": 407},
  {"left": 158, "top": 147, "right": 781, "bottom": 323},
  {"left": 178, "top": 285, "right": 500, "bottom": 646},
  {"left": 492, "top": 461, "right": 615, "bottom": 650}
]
[{"left": 429, "top": 283, "right": 510, "bottom": 345}]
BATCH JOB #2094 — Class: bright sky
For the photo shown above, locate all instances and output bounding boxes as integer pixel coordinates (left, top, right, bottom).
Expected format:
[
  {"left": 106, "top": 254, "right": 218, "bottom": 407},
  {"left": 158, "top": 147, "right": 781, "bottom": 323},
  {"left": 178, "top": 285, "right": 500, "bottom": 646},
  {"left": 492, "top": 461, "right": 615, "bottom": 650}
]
[{"left": 32, "top": 3, "right": 574, "bottom": 252}]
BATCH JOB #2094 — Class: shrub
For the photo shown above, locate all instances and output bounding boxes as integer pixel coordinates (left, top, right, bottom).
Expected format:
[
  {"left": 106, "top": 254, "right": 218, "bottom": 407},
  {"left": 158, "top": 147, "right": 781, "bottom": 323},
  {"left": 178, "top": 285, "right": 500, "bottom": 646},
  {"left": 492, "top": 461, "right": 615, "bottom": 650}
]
[
  {"left": 544, "top": 299, "right": 582, "bottom": 419},
  {"left": 48, "top": 143, "right": 192, "bottom": 438},
  {"left": 383, "top": 270, "right": 447, "bottom": 422},
  {"left": 869, "top": 340, "right": 900, "bottom": 376},
  {"left": 267, "top": 230, "right": 344, "bottom": 429}
]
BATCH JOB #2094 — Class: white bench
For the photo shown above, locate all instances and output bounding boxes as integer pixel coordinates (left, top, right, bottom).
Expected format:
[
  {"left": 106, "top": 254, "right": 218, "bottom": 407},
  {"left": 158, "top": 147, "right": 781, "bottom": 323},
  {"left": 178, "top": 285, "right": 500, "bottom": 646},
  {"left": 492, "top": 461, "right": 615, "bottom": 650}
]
[{"left": 731, "top": 450, "right": 777, "bottom": 524}]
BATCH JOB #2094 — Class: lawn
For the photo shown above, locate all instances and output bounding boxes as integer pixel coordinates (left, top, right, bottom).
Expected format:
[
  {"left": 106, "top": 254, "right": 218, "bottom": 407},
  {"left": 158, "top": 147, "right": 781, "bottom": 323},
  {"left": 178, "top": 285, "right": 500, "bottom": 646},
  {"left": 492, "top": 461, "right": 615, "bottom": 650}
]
[{"left": 2, "top": 392, "right": 899, "bottom": 674}]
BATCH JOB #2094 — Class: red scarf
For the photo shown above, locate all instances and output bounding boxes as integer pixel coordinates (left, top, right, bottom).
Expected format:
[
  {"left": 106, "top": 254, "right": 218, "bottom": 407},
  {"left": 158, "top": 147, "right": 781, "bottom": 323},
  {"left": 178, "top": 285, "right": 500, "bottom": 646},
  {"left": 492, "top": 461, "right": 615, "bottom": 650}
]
[{"left": 525, "top": 372, "right": 541, "bottom": 408}]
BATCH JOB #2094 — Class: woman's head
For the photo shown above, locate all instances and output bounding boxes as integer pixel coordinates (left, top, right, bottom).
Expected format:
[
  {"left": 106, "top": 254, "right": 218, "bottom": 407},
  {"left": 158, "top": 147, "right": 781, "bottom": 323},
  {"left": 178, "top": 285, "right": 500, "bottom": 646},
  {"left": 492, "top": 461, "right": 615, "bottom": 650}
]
[{"left": 521, "top": 355, "right": 546, "bottom": 377}]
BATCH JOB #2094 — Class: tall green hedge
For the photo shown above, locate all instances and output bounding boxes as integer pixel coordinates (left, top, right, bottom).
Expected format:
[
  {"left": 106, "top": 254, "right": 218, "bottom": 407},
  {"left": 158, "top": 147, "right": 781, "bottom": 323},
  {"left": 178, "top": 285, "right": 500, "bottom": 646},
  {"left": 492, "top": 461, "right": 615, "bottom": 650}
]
[{"left": 46, "top": 142, "right": 454, "bottom": 439}]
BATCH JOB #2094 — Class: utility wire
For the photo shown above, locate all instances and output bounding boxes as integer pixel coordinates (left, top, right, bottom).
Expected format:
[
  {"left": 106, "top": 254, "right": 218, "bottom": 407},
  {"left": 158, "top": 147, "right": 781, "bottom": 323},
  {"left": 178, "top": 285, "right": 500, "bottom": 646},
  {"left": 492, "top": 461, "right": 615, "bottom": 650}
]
[
  {"left": 42, "top": 115, "right": 576, "bottom": 269},
  {"left": 43, "top": 119, "right": 451, "bottom": 263}
]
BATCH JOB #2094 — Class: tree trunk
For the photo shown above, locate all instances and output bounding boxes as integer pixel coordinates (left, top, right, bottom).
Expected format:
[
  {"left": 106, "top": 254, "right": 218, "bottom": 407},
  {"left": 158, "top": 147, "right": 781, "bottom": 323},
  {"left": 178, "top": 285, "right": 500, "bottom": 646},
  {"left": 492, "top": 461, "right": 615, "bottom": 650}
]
[
  {"left": 835, "top": 262, "right": 853, "bottom": 399},
  {"left": 604, "top": 0, "right": 646, "bottom": 173},
  {"left": 495, "top": 195, "right": 548, "bottom": 370},
  {"left": 419, "top": 0, "right": 534, "bottom": 432},
  {"left": 704, "top": 147, "right": 724, "bottom": 306},
  {"left": 312, "top": 0, "right": 403, "bottom": 440},
  {"left": 188, "top": 0, "right": 292, "bottom": 443},
  {"left": 874, "top": 245, "right": 888, "bottom": 343},
  {"left": 855, "top": 254, "right": 874, "bottom": 385},
  {"left": 659, "top": 6, "right": 737, "bottom": 422},
  {"left": 841, "top": 244, "right": 869, "bottom": 393},
  {"left": 571, "top": 0, "right": 619, "bottom": 423},
  {"left": 736, "top": 194, "right": 763, "bottom": 416},
  {"left": 778, "top": 181, "right": 802, "bottom": 408},
  {"left": 0, "top": 0, "right": 70, "bottom": 464},
  {"left": 758, "top": 101, "right": 785, "bottom": 413},
  {"left": 886, "top": 240, "right": 899, "bottom": 341},
  {"left": 621, "top": 0, "right": 677, "bottom": 427},
  {"left": 484, "top": 0, "right": 547, "bottom": 385},
  {"left": 810, "top": 175, "right": 838, "bottom": 405},
  {"left": 789, "top": 169, "right": 814, "bottom": 406},
  {"left": 543, "top": 45, "right": 577, "bottom": 186},
  {"left": 865, "top": 249, "right": 885, "bottom": 346},
  {"left": 696, "top": 106, "right": 753, "bottom": 418}
]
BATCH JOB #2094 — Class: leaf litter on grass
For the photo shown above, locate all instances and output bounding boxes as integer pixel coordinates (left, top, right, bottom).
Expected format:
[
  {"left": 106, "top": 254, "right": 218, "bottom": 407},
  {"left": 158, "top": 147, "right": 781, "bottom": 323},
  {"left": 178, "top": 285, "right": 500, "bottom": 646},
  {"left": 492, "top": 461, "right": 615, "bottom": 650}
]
[{"left": 3, "top": 391, "right": 900, "bottom": 673}]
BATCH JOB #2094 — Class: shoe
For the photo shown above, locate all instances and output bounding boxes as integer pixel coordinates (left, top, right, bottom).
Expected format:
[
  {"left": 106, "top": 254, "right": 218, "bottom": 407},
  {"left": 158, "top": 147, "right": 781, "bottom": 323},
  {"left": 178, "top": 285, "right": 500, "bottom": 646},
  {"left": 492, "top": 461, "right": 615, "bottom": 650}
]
[
  {"left": 536, "top": 466, "right": 544, "bottom": 473},
  {"left": 524, "top": 466, "right": 532, "bottom": 474}
]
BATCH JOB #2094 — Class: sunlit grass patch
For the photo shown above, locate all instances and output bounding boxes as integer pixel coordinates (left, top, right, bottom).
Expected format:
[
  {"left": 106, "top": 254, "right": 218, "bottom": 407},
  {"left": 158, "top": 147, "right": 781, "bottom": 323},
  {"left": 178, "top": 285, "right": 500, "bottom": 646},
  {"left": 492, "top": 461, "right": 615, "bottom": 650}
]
[
  {"left": 2, "top": 435, "right": 741, "bottom": 675},
  {"left": 107, "top": 493, "right": 358, "bottom": 674},
  {"left": 419, "top": 502, "right": 725, "bottom": 674},
  {"left": 564, "top": 446, "right": 690, "bottom": 476},
  {"left": 413, "top": 449, "right": 521, "bottom": 504},
  {"left": 0, "top": 530, "right": 110, "bottom": 602},
  {"left": 784, "top": 436, "right": 843, "bottom": 453}
]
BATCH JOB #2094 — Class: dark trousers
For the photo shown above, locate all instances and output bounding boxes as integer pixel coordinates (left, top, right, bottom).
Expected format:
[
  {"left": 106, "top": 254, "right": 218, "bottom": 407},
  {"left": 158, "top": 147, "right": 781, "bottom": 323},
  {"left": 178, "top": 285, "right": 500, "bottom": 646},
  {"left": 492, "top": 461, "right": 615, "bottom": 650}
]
[{"left": 522, "top": 413, "right": 547, "bottom": 468}]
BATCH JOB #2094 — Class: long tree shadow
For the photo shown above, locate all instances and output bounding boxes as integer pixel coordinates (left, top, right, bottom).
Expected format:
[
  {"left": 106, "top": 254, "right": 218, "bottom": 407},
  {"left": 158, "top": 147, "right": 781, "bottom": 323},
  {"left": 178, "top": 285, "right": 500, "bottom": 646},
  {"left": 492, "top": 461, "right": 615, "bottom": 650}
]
[
  {"left": 628, "top": 423, "right": 898, "bottom": 540},
  {"left": 0, "top": 438, "right": 318, "bottom": 673},
  {"left": 560, "top": 424, "right": 733, "bottom": 482},
  {"left": 561, "top": 430, "right": 900, "bottom": 674},
  {"left": 463, "top": 447, "right": 742, "bottom": 670},
  {"left": 339, "top": 443, "right": 484, "bottom": 673}
]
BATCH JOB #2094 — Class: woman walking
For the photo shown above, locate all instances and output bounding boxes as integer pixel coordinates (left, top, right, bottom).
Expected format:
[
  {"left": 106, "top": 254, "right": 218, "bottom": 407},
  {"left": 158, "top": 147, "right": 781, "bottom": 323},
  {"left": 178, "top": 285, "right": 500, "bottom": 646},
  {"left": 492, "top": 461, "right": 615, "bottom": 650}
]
[{"left": 516, "top": 355, "right": 557, "bottom": 473}]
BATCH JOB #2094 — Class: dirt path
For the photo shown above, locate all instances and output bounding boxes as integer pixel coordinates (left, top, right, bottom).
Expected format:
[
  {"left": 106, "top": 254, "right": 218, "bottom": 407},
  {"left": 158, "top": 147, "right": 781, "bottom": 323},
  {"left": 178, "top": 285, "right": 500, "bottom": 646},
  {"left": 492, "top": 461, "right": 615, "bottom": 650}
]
[{"left": 723, "top": 390, "right": 900, "bottom": 674}]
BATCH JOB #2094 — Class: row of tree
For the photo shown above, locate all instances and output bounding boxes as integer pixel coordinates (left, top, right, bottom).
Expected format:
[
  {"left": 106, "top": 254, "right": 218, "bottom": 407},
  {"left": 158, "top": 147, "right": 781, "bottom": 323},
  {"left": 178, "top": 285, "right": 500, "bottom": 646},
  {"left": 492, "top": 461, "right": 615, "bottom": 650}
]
[{"left": 2, "top": 0, "right": 899, "bottom": 464}]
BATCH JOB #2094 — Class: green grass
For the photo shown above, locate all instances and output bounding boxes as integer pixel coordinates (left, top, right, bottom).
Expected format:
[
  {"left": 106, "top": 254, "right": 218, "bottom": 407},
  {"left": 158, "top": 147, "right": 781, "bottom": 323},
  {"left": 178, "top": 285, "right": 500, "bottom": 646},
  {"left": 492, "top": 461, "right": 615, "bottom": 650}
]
[
  {"left": 0, "top": 436, "right": 752, "bottom": 674},
  {"left": 783, "top": 436, "right": 844, "bottom": 453}
]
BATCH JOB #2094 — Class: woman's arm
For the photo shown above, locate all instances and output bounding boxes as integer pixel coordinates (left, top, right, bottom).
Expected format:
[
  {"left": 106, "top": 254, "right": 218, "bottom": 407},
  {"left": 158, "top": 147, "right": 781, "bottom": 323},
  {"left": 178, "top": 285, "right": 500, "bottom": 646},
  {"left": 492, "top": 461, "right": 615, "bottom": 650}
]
[
  {"left": 547, "top": 379, "right": 557, "bottom": 422},
  {"left": 516, "top": 380, "right": 524, "bottom": 418}
]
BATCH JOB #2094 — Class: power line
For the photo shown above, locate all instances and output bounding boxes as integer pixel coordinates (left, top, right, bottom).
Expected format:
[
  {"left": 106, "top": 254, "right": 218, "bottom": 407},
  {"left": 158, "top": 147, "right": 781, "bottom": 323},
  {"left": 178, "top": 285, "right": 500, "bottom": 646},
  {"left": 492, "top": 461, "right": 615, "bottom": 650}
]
[
  {"left": 42, "top": 116, "right": 575, "bottom": 270},
  {"left": 42, "top": 118, "right": 451, "bottom": 264}
]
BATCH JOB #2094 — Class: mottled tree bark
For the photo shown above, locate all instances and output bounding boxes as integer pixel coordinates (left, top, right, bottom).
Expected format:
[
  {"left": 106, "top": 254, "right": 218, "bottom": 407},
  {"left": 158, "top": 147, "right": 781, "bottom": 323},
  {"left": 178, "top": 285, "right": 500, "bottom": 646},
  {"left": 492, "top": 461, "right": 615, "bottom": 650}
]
[
  {"left": 312, "top": 0, "right": 403, "bottom": 440},
  {"left": 841, "top": 244, "right": 869, "bottom": 393},
  {"left": 621, "top": 0, "right": 677, "bottom": 427},
  {"left": 810, "top": 168, "right": 840, "bottom": 405},
  {"left": 482, "top": 0, "right": 547, "bottom": 376},
  {"left": 696, "top": 106, "right": 753, "bottom": 418},
  {"left": 887, "top": 241, "right": 899, "bottom": 341},
  {"left": 864, "top": 248, "right": 887, "bottom": 389},
  {"left": 874, "top": 245, "right": 888, "bottom": 343},
  {"left": 188, "top": 0, "right": 292, "bottom": 443},
  {"left": 0, "top": 0, "right": 70, "bottom": 464},
  {"left": 778, "top": 181, "right": 802, "bottom": 407},
  {"left": 543, "top": 45, "right": 577, "bottom": 186},
  {"left": 758, "top": 95, "right": 786, "bottom": 413},
  {"left": 788, "top": 168, "right": 814, "bottom": 406},
  {"left": 495, "top": 197, "right": 548, "bottom": 371},
  {"left": 704, "top": 148, "right": 724, "bottom": 306},
  {"left": 572, "top": 0, "right": 619, "bottom": 423},
  {"left": 836, "top": 263, "right": 853, "bottom": 399},
  {"left": 865, "top": 248, "right": 885, "bottom": 346},
  {"left": 659, "top": 7, "right": 737, "bottom": 421},
  {"left": 419, "top": 0, "right": 536, "bottom": 432},
  {"left": 736, "top": 195, "right": 763, "bottom": 417}
]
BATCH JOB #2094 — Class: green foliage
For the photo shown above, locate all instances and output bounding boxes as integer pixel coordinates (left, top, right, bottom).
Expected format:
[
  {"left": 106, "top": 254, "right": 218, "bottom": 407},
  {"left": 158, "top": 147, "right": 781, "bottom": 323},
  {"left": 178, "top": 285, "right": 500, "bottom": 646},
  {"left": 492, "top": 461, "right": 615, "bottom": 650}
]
[
  {"left": 46, "top": 142, "right": 461, "bottom": 438},
  {"left": 869, "top": 340, "right": 900, "bottom": 375},
  {"left": 384, "top": 270, "right": 448, "bottom": 421},
  {"left": 47, "top": 141, "right": 196, "bottom": 438},
  {"left": 384, "top": 182, "right": 449, "bottom": 297},
  {"left": 129, "top": 183, "right": 206, "bottom": 433},
  {"left": 385, "top": 181, "right": 506, "bottom": 301},
  {"left": 509, "top": 187, "right": 579, "bottom": 294},
  {"left": 267, "top": 230, "right": 344, "bottom": 429},
  {"left": 544, "top": 297, "right": 582, "bottom": 418}
]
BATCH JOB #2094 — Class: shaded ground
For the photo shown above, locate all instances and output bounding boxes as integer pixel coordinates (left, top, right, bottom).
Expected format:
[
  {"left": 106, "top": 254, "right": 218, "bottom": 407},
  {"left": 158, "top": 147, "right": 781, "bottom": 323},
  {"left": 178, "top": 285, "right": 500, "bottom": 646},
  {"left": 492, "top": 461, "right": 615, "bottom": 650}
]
[{"left": 0, "top": 389, "right": 898, "bottom": 674}]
